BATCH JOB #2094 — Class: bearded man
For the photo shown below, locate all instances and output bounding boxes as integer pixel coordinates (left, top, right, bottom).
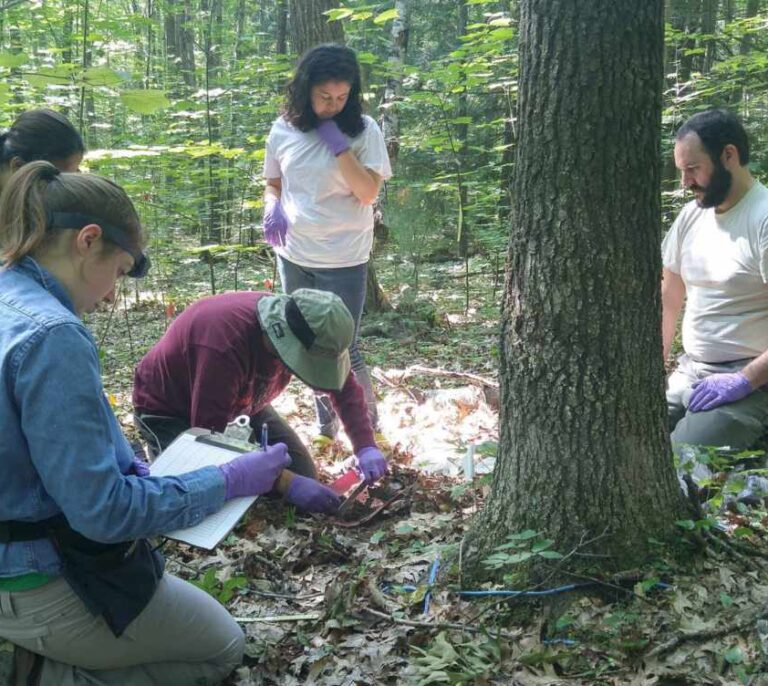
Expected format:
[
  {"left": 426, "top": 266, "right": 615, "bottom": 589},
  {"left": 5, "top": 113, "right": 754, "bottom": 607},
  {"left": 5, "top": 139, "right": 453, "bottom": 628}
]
[{"left": 663, "top": 108, "right": 768, "bottom": 449}]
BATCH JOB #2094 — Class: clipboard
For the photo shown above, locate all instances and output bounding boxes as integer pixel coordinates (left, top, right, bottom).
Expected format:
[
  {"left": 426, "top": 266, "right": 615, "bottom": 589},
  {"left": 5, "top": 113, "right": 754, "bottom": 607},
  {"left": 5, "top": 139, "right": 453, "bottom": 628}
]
[{"left": 148, "top": 428, "right": 257, "bottom": 549}]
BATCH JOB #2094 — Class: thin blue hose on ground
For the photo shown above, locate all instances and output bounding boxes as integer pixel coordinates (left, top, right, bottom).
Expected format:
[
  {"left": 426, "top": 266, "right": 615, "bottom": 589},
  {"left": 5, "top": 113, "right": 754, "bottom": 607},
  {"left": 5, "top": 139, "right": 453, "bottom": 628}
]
[{"left": 423, "top": 557, "right": 441, "bottom": 615}]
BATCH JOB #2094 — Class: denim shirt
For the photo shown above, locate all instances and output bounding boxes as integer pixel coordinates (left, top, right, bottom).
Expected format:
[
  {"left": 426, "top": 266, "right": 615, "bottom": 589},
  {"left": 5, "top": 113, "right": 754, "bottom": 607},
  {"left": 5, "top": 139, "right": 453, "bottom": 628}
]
[{"left": 0, "top": 257, "right": 226, "bottom": 577}]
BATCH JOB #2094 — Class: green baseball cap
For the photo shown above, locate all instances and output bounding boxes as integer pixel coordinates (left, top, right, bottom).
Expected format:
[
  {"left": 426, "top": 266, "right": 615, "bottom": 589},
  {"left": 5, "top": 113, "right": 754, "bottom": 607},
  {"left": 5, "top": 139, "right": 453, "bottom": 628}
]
[{"left": 256, "top": 289, "right": 354, "bottom": 391}]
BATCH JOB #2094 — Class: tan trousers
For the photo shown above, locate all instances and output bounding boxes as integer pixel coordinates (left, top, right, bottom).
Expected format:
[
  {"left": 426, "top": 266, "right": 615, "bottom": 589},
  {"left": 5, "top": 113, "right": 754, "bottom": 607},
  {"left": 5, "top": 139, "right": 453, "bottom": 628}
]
[{"left": 0, "top": 574, "right": 244, "bottom": 685}]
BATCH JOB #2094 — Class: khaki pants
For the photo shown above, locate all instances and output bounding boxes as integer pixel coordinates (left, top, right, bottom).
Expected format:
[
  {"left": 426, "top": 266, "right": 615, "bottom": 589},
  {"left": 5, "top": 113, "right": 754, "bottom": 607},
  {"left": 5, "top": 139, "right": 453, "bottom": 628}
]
[
  {"left": 0, "top": 574, "right": 244, "bottom": 685},
  {"left": 667, "top": 354, "right": 768, "bottom": 450}
]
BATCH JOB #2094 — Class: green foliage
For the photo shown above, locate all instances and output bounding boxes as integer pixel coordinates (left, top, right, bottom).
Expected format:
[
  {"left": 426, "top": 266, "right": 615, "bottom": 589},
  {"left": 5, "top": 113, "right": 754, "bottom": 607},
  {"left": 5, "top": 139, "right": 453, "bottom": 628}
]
[
  {"left": 482, "top": 529, "right": 564, "bottom": 585},
  {"left": 1, "top": 0, "right": 767, "bottom": 302},
  {"left": 409, "top": 631, "right": 500, "bottom": 685},
  {"left": 191, "top": 568, "right": 247, "bottom": 605}
]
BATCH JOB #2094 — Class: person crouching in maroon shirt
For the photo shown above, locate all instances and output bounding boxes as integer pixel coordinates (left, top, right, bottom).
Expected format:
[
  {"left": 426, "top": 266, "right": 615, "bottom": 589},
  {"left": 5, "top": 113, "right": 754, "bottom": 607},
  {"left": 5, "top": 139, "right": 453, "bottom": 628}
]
[{"left": 132, "top": 289, "right": 387, "bottom": 514}]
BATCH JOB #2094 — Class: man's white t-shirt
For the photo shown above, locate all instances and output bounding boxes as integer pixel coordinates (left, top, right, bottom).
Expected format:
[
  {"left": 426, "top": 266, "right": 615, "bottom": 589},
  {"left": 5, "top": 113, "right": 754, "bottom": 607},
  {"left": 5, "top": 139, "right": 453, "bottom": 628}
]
[
  {"left": 263, "top": 114, "right": 393, "bottom": 269},
  {"left": 662, "top": 181, "right": 768, "bottom": 363}
]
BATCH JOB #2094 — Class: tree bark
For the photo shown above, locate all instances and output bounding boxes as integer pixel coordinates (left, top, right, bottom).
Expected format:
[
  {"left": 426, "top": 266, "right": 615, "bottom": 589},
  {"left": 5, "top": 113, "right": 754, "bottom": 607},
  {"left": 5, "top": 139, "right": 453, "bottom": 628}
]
[
  {"left": 276, "top": 0, "right": 288, "bottom": 54},
  {"left": 380, "top": 0, "right": 410, "bottom": 163},
  {"left": 163, "top": 0, "right": 196, "bottom": 89},
  {"left": 464, "top": 0, "right": 685, "bottom": 578},
  {"left": 289, "top": 0, "right": 344, "bottom": 55},
  {"left": 456, "top": 0, "right": 469, "bottom": 257},
  {"left": 740, "top": 0, "right": 762, "bottom": 54}
]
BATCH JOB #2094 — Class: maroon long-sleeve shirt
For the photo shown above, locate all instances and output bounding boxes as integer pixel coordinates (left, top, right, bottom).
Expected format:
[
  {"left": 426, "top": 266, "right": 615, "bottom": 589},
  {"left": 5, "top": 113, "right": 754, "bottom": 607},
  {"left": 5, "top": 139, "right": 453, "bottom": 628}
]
[{"left": 133, "top": 291, "right": 375, "bottom": 452}]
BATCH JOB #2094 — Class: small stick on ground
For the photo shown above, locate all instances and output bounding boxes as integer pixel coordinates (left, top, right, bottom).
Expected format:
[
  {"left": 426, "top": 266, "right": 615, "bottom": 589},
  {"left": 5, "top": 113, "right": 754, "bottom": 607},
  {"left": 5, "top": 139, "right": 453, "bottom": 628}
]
[
  {"left": 362, "top": 607, "right": 521, "bottom": 641},
  {"left": 649, "top": 608, "right": 767, "bottom": 657},
  {"left": 705, "top": 530, "right": 767, "bottom": 573},
  {"left": 366, "top": 578, "right": 401, "bottom": 614},
  {"left": 235, "top": 613, "right": 322, "bottom": 624}
]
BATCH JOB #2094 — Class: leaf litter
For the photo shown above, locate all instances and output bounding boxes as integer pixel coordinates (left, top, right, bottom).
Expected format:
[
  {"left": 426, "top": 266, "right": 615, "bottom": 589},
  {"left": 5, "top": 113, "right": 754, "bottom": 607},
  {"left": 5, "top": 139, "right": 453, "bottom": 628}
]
[{"left": 47, "top": 261, "right": 768, "bottom": 684}]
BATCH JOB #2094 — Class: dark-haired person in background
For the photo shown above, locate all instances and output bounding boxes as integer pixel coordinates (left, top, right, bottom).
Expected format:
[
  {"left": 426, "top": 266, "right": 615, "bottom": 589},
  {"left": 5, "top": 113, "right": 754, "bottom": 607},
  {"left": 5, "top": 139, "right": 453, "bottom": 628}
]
[
  {"left": 262, "top": 43, "right": 392, "bottom": 441},
  {"left": 663, "top": 108, "right": 768, "bottom": 450},
  {"left": 0, "top": 109, "right": 84, "bottom": 188}
]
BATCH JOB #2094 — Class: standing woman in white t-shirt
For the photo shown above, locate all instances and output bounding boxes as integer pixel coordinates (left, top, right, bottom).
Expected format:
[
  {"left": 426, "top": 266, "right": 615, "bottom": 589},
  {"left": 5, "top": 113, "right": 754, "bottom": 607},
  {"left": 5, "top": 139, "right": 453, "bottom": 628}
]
[{"left": 262, "top": 43, "right": 392, "bottom": 438}]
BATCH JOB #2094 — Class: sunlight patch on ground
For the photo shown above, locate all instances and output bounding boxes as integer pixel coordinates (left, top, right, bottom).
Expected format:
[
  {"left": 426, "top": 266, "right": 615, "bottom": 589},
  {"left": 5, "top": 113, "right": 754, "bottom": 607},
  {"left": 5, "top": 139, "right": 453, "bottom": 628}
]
[{"left": 272, "top": 377, "right": 498, "bottom": 477}]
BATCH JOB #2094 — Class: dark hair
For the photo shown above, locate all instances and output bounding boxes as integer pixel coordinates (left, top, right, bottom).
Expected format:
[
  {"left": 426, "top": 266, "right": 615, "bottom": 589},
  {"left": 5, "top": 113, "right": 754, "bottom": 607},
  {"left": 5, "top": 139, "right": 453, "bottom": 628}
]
[
  {"left": 283, "top": 43, "right": 365, "bottom": 137},
  {"left": 0, "top": 109, "right": 84, "bottom": 171},
  {"left": 0, "top": 161, "right": 143, "bottom": 268},
  {"left": 676, "top": 108, "right": 750, "bottom": 166}
]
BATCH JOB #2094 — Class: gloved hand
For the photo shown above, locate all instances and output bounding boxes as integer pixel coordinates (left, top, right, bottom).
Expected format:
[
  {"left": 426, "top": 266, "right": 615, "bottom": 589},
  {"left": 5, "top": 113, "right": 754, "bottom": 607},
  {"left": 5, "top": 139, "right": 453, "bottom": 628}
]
[
  {"left": 219, "top": 443, "right": 290, "bottom": 500},
  {"left": 316, "top": 119, "right": 350, "bottom": 157},
  {"left": 688, "top": 372, "right": 753, "bottom": 412},
  {"left": 356, "top": 446, "right": 387, "bottom": 484},
  {"left": 129, "top": 458, "right": 151, "bottom": 477},
  {"left": 284, "top": 475, "right": 341, "bottom": 514},
  {"left": 263, "top": 198, "right": 288, "bottom": 247}
]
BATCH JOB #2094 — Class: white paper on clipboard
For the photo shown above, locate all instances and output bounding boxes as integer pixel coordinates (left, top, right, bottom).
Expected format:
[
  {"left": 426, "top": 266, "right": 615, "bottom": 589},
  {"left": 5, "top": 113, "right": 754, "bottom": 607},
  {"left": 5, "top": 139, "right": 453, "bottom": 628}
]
[{"left": 149, "top": 429, "right": 257, "bottom": 549}]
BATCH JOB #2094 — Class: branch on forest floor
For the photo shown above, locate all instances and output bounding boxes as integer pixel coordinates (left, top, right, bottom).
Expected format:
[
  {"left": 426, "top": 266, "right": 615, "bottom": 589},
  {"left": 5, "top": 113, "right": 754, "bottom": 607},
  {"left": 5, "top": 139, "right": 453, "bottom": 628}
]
[
  {"left": 367, "top": 577, "right": 401, "bottom": 614},
  {"left": 400, "top": 364, "right": 499, "bottom": 389},
  {"left": 248, "top": 589, "right": 324, "bottom": 601},
  {"left": 370, "top": 368, "right": 425, "bottom": 404},
  {"left": 234, "top": 613, "right": 322, "bottom": 623},
  {"left": 704, "top": 529, "right": 768, "bottom": 574},
  {"left": 361, "top": 607, "right": 521, "bottom": 641},
  {"left": 648, "top": 607, "right": 767, "bottom": 657}
]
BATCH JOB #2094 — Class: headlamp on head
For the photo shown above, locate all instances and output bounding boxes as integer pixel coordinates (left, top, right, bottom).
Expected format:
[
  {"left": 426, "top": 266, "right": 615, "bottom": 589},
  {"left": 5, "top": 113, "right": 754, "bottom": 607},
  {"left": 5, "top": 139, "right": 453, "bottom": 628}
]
[{"left": 46, "top": 211, "right": 150, "bottom": 278}]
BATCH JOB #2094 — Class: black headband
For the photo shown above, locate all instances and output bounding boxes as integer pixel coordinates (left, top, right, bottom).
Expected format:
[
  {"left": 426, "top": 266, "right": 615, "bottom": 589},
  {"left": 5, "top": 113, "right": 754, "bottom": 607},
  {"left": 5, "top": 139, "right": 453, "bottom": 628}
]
[
  {"left": 46, "top": 211, "right": 150, "bottom": 278},
  {"left": 285, "top": 297, "right": 316, "bottom": 349}
]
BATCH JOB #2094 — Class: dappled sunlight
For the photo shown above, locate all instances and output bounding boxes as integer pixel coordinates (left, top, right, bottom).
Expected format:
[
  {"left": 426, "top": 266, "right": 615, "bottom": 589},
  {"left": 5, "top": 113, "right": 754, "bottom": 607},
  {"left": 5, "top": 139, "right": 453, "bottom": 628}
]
[{"left": 271, "top": 374, "right": 498, "bottom": 478}]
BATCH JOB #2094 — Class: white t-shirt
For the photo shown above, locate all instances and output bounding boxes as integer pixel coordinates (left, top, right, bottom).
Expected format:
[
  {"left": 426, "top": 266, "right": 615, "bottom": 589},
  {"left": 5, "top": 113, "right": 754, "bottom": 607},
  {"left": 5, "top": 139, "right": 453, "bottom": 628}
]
[
  {"left": 263, "top": 114, "right": 393, "bottom": 268},
  {"left": 662, "top": 181, "right": 768, "bottom": 363}
]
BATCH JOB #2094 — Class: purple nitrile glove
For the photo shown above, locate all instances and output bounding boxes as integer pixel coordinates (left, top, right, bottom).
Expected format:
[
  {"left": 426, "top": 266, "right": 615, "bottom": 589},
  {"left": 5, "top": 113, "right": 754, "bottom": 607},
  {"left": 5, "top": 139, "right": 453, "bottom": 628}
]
[
  {"left": 284, "top": 475, "right": 341, "bottom": 514},
  {"left": 316, "top": 119, "right": 350, "bottom": 157},
  {"left": 263, "top": 198, "right": 288, "bottom": 247},
  {"left": 129, "top": 457, "right": 151, "bottom": 477},
  {"left": 356, "top": 446, "right": 387, "bottom": 484},
  {"left": 219, "top": 443, "right": 290, "bottom": 500},
  {"left": 688, "top": 372, "right": 753, "bottom": 413}
]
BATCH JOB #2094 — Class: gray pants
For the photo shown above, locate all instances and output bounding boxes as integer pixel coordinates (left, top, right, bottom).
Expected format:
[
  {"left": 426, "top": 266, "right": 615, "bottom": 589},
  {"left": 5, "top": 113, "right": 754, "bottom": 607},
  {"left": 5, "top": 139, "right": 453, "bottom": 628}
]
[
  {"left": 0, "top": 574, "right": 244, "bottom": 685},
  {"left": 277, "top": 256, "right": 379, "bottom": 435},
  {"left": 667, "top": 354, "right": 768, "bottom": 449}
]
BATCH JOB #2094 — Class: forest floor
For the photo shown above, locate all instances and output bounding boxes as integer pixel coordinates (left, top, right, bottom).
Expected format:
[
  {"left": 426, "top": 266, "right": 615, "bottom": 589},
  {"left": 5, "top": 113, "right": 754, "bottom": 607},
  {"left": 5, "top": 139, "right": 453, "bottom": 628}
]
[{"left": 13, "top": 247, "right": 768, "bottom": 685}]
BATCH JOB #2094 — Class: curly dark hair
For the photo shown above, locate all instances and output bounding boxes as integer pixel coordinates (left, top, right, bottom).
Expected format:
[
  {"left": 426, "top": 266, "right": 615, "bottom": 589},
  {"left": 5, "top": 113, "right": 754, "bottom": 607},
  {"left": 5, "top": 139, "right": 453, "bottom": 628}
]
[{"left": 283, "top": 43, "right": 365, "bottom": 138}]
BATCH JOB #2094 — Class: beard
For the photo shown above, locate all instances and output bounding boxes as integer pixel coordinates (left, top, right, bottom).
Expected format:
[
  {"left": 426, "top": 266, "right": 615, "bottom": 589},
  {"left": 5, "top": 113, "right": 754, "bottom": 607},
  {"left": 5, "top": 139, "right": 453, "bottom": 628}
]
[{"left": 689, "top": 159, "right": 732, "bottom": 208}]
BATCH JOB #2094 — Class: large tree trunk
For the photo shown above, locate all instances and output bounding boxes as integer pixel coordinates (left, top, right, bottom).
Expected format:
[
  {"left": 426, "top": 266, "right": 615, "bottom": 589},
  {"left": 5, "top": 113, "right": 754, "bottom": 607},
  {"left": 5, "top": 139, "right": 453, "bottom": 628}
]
[
  {"left": 289, "top": 0, "right": 344, "bottom": 55},
  {"left": 465, "top": 0, "right": 685, "bottom": 579}
]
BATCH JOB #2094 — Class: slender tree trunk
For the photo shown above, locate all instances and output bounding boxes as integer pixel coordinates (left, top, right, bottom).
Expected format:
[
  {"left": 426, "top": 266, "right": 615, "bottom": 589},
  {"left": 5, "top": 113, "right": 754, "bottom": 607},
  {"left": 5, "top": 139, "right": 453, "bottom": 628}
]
[
  {"left": 276, "top": 0, "right": 288, "bottom": 54},
  {"left": 456, "top": 0, "right": 469, "bottom": 257},
  {"left": 464, "top": 0, "right": 685, "bottom": 579},
  {"left": 740, "top": 0, "right": 761, "bottom": 54},
  {"left": 163, "top": 0, "right": 196, "bottom": 90},
  {"left": 700, "top": 0, "right": 719, "bottom": 74},
  {"left": 380, "top": 0, "right": 410, "bottom": 163},
  {"left": 234, "top": 0, "right": 247, "bottom": 63},
  {"left": 78, "top": 0, "right": 94, "bottom": 143},
  {"left": 289, "top": 0, "right": 344, "bottom": 55},
  {"left": 200, "top": 0, "right": 224, "bottom": 244}
]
